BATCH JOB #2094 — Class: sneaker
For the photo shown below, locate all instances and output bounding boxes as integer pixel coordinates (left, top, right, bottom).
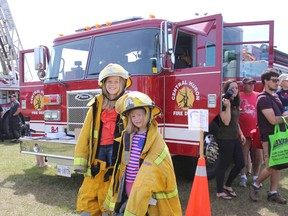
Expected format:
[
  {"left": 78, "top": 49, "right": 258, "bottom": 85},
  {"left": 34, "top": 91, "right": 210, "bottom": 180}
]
[
  {"left": 267, "top": 192, "right": 287, "bottom": 204},
  {"left": 240, "top": 177, "right": 247, "bottom": 187},
  {"left": 249, "top": 184, "right": 260, "bottom": 202},
  {"left": 252, "top": 178, "right": 263, "bottom": 188}
]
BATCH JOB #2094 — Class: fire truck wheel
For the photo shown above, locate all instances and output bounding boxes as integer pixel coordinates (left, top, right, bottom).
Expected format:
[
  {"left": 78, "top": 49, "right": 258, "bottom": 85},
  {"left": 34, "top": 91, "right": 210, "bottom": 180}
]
[
  {"left": 205, "top": 120, "right": 220, "bottom": 180},
  {"left": 2, "top": 113, "right": 25, "bottom": 139},
  {"left": 2, "top": 114, "right": 14, "bottom": 139},
  {"left": 172, "top": 155, "right": 198, "bottom": 181}
]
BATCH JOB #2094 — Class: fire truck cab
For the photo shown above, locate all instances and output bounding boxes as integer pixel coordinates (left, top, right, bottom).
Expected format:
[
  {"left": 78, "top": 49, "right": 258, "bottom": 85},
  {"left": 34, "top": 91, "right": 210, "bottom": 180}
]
[{"left": 19, "top": 14, "right": 288, "bottom": 178}]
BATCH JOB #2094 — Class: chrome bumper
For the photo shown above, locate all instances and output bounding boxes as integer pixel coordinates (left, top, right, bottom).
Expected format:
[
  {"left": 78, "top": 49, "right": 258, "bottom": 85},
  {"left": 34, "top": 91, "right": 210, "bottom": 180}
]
[{"left": 19, "top": 136, "right": 76, "bottom": 164}]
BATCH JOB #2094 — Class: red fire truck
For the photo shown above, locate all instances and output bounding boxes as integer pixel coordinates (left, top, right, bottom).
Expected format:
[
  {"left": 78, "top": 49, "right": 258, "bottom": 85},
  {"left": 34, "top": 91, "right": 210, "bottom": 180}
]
[{"left": 19, "top": 14, "right": 288, "bottom": 178}]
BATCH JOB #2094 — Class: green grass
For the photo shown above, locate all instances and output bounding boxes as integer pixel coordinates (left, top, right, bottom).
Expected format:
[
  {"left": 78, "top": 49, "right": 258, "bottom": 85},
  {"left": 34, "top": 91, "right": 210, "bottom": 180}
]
[
  {"left": 176, "top": 160, "right": 288, "bottom": 216},
  {"left": 0, "top": 141, "right": 82, "bottom": 216},
  {"left": 1, "top": 140, "right": 287, "bottom": 215}
]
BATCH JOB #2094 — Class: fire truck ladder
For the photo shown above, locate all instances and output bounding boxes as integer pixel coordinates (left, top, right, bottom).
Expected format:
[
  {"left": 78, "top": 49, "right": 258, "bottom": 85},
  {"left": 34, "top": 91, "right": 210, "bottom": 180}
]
[{"left": 0, "top": 0, "right": 23, "bottom": 86}]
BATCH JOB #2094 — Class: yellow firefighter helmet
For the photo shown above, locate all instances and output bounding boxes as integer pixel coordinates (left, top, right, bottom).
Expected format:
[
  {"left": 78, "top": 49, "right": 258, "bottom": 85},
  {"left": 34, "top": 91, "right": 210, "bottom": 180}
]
[
  {"left": 98, "top": 63, "right": 132, "bottom": 88},
  {"left": 115, "top": 91, "right": 161, "bottom": 118}
]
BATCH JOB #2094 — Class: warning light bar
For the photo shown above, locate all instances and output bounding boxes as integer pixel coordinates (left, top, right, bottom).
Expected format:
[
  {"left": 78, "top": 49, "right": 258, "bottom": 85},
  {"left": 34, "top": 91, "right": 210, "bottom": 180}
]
[
  {"left": 44, "top": 94, "right": 61, "bottom": 105},
  {"left": 75, "top": 16, "right": 151, "bottom": 32}
]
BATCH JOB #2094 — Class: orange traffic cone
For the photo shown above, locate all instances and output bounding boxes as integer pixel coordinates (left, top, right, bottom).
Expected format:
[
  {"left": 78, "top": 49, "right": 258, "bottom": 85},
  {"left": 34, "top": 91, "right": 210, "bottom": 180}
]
[{"left": 185, "top": 157, "right": 211, "bottom": 216}]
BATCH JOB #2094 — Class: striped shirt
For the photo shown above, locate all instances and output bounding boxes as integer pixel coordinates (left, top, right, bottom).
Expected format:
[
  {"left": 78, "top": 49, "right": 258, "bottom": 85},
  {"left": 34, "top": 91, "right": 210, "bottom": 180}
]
[{"left": 126, "top": 132, "right": 146, "bottom": 183}]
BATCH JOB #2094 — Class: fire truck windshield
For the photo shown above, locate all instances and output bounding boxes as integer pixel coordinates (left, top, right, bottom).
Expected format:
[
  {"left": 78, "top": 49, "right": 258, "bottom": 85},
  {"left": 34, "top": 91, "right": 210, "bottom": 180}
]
[{"left": 45, "top": 28, "right": 161, "bottom": 83}]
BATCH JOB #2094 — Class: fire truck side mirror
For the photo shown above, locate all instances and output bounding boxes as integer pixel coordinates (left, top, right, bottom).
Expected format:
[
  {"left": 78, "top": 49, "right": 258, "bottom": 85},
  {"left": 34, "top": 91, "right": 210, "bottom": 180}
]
[
  {"left": 163, "top": 21, "right": 174, "bottom": 55},
  {"left": 160, "top": 21, "right": 175, "bottom": 70},
  {"left": 34, "top": 46, "right": 47, "bottom": 71},
  {"left": 37, "top": 70, "right": 46, "bottom": 81}
]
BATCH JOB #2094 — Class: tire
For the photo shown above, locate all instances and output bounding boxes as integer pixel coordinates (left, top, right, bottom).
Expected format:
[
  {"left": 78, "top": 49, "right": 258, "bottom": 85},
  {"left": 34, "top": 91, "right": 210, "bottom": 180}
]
[
  {"left": 2, "top": 112, "right": 25, "bottom": 139},
  {"left": 206, "top": 150, "right": 221, "bottom": 180},
  {"left": 2, "top": 114, "right": 13, "bottom": 139},
  {"left": 172, "top": 120, "right": 221, "bottom": 181},
  {"left": 172, "top": 155, "right": 198, "bottom": 181},
  {"left": 205, "top": 120, "right": 220, "bottom": 180}
]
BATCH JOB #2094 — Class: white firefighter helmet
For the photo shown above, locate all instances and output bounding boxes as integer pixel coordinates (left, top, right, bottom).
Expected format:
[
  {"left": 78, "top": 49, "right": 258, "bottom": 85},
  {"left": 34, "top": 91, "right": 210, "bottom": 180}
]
[
  {"left": 98, "top": 63, "right": 132, "bottom": 88},
  {"left": 115, "top": 91, "right": 161, "bottom": 118}
]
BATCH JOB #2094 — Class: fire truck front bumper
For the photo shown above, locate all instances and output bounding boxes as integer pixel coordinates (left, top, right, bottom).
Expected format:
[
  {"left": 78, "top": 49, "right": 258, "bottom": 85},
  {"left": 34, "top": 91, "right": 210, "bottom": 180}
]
[{"left": 19, "top": 136, "right": 76, "bottom": 177}]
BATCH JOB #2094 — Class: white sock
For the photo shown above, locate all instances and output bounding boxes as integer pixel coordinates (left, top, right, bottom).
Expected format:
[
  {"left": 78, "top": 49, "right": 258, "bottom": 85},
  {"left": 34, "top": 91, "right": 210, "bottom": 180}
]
[
  {"left": 253, "top": 182, "right": 260, "bottom": 188},
  {"left": 241, "top": 175, "right": 247, "bottom": 179}
]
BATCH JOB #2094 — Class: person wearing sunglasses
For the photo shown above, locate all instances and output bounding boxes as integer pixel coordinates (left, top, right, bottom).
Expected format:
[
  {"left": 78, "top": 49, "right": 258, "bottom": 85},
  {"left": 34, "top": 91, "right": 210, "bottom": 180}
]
[
  {"left": 239, "top": 78, "right": 263, "bottom": 188},
  {"left": 250, "top": 68, "right": 287, "bottom": 204}
]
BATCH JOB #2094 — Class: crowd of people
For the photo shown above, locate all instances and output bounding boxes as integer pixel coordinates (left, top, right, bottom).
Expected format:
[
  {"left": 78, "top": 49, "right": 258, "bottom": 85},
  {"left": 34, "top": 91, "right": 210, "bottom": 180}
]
[
  {"left": 72, "top": 63, "right": 287, "bottom": 215},
  {"left": 215, "top": 68, "right": 287, "bottom": 205}
]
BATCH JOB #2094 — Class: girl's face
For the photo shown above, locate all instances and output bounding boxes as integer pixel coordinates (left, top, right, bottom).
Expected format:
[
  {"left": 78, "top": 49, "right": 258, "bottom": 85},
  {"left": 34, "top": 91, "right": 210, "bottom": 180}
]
[
  {"left": 130, "top": 108, "right": 147, "bottom": 130},
  {"left": 229, "top": 82, "right": 239, "bottom": 98},
  {"left": 104, "top": 76, "right": 122, "bottom": 96}
]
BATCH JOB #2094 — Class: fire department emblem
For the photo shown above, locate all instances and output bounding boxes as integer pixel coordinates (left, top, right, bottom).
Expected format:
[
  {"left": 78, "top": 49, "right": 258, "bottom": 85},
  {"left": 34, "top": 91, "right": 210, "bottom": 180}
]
[
  {"left": 125, "top": 98, "right": 135, "bottom": 110},
  {"left": 33, "top": 93, "right": 44, "bottom": 110},
  {"left": 171, "top": 80, "right": 200, "bottom": 111},
  {"left": 176, "top": 86, "right": 195, "bottom": 110}
]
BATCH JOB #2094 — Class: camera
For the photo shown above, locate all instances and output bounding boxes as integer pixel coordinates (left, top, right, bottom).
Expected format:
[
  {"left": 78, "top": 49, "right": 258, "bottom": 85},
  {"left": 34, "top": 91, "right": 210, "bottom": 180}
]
[{"left": 223, "top": 89, "right": 234, "bottom": 99}]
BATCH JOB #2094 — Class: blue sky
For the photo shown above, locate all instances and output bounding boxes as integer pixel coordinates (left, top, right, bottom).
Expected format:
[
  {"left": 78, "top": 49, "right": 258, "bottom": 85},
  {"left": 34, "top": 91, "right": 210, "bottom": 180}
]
[{"left": 7, "top": 0, "right": 287, "bottom": 53}]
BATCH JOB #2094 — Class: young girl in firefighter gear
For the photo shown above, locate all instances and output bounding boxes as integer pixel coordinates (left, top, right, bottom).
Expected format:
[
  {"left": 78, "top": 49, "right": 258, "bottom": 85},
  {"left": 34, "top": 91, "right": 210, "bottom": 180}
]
[
  {"left": 73, "top": 63, "right": 132, "bottom": 216},
  {"left": 104, "top": 91, "right": 182, "bottom": 216}
]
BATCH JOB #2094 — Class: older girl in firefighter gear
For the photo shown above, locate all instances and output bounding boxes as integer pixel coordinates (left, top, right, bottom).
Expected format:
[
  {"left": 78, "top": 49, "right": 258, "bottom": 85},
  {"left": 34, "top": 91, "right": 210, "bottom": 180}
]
[
  {"left": 74, "top": 63, "right": 132, "bottom": 216},
  {"left": 104, "top": 91, "right": 182, "bottom": 216}
]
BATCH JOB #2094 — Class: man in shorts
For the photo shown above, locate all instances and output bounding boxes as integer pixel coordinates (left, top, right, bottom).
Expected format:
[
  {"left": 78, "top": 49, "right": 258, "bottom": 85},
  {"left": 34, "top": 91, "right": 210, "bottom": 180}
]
[
  {"left": 239, "top": 77, "right": 263, "bottom": 187},
  {"left": 249, "top": 68, "right": 287, "bottom": 204}
]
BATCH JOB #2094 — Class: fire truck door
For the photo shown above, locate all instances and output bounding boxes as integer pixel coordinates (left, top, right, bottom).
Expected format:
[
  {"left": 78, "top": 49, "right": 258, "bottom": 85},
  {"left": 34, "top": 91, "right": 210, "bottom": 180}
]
[
  {"left": 19, "top": 49, "right": 45, "bottom": 136},
  {"left": 162, "top": 14, "right": 224, "bottom": 155}
]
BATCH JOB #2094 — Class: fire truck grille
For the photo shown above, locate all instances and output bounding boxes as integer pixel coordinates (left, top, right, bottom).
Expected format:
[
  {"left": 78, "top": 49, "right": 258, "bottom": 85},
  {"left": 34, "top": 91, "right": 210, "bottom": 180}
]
[{"left": 66, "top": 90, "right": 101, "bottom": 135}]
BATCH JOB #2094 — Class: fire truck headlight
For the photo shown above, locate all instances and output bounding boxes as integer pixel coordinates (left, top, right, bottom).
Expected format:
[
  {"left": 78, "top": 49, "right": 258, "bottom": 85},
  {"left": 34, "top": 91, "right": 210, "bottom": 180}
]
[
  {"left": 44, "top": 110, "right": 61, "bottom": 121},
  {"left": 44, "top": 94, "right": 61, "bottom": 105}
]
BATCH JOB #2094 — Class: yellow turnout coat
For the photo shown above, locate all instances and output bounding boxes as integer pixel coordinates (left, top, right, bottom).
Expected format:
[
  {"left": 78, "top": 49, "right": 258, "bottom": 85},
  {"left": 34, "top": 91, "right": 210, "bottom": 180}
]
[
  {"left": 74, "top": 94, "right": 120, "bottom": 216},
  {"left": 104, "top": 120, "right": 182, "bottom": 216}
]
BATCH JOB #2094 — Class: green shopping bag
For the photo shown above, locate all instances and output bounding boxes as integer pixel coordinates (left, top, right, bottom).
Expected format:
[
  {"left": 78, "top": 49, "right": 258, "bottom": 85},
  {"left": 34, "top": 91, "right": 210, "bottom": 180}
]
[{"left": 268, "top": 117, "right": 288, "bottom": 170}]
